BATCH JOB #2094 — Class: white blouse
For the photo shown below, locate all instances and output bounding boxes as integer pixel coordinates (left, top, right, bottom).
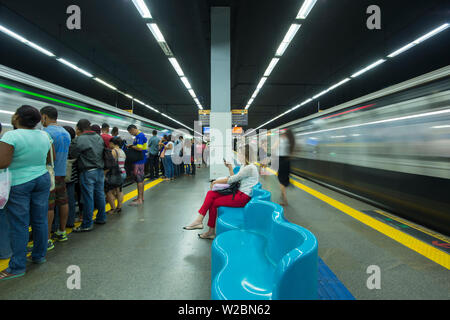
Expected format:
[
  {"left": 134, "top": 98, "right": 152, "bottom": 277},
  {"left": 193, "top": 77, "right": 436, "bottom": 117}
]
[{"left": 227, "top": 164, "right": 259, "bottom": 197}]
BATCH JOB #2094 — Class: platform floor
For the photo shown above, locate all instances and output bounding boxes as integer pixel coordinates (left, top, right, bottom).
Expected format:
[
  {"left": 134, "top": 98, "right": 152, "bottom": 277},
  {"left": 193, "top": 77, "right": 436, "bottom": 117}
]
[{"left": 0, "top": 166, "right": 448, "bottom": 299}]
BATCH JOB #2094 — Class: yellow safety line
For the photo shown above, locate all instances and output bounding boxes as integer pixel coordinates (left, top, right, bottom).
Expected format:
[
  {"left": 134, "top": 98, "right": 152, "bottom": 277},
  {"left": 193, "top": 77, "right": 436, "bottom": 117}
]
[
  {"left": 0, "top": 178, "right": 163, "bottom": 271},
  {"left": 373, "top": 209, "right": 450, "bottom": 244},
  {"left": 261, "top": 164, "right": 449, "bottom": 270}
]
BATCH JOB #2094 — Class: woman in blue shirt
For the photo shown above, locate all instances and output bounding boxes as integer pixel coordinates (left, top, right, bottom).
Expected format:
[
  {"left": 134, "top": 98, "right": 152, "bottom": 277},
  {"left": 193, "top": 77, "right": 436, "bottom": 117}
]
[{"left": 0, "top": 105, "right": 54, "bottom": 281}]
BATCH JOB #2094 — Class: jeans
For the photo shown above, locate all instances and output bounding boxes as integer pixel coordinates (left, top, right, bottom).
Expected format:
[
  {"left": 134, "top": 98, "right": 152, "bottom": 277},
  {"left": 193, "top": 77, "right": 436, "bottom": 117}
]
[
  {"left": 0, "top": 208, "right": 11, "bottom": 259},
  {"left": 174, "top": 163, "right": 180, "bottom": 177},
  {"left": 148, "top": 154, "right": 159, "bottom": 179},
  {"left": 66, "top": 182, "right": 76, "bottom": 227},
  {"left": 185, "top": 164, "right": 191, "bottom": 175},
  {"left": 164, "top": 155, "right": 174, "bottom": 179},
  {"left": 79, "top": 168, "right": 106, "bottom": 228},
  {"left": 5, "top": 172, "right": 50, "bottom": 274}
]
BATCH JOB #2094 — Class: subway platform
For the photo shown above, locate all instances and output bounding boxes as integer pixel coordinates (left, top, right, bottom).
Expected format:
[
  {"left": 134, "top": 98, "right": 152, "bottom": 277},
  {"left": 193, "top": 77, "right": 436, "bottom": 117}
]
[{"left": 0, "top": 166, "right": 448, "bottom": 300}]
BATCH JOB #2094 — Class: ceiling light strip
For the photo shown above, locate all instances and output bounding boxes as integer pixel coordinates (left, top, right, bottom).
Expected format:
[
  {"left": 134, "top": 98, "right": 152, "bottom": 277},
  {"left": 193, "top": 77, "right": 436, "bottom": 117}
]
[
  {"left": 250, "top": 22, "right": 449, "bottom": 133},
  {"left": 0, "top": 23, "right": 186, "bottom": 129}
]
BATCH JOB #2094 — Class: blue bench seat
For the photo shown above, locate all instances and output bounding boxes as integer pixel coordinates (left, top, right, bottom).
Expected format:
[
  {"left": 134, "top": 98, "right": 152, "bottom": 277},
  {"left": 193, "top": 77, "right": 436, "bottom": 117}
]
[
  {"left": 212, "top": 200, "right": 318, "bottom": 300},
  {"left": 216, "top": 187, "right": 271, "bottom": 235}
]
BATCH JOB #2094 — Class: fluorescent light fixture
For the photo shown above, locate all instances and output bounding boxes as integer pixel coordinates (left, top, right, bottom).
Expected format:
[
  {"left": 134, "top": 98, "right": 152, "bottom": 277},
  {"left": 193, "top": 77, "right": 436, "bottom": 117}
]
[
  {"left": 193, "top": 97, "right": 200, "bottom": 105},
  {"left": 180, "top": 76, "right": 192, "bottom": 89},
  {"left": 168, "top": 57, "right": 184, "bottom": 76},
  {"left": 327, "top": 78, "right": 351, "bottom": 92},
  {"left": 301, "top": 98, "right": 312, "bottom": 106},
  {"left": 1, "top": 123, "right": 12, "bottom": 127},
  {"left": 147, "top": 23, "right": 165, "bottom": 42},
  {"left": 388, "top": 23, "right": 449, "bottom": 58},
  {"left": 134, "top": 98, "right": 145, "bottom": 105},
  {"left": 0, "top": 110, "right": 14, "bottom": 115},
  {"left": 432, "top": 125, "right": 450, "bottom": 129},
  {"left": 251, "top": 88, "right": 260, "bottom": 99},
  {"left": 283, "top": 24, "right": 301, "bottom": 43},
  {"left": 312, "top": 89, "right": 328, "bottom": 99},
  {"left": 387, "top": 42, "right": 416, "bottom": 58},
  {"left": 248, "top": 98, "right": 254, "bottom": 105},
  {"left": 0, "top": 25, "right": 27, "bottom": 42},
  {"left": 188, "top": 89, "right": 196, "bottom": 98},
  {"left": 0, "top": 25, "right": 55, "bottom": 57},
  {"left": 264, "top": 58, "right": 280, "bottom": 77},
  {"left": 351, "top": 59, "right": 385, "bottom": 78},
  {"left": 125, "top": 94, "right": 133, "bottom": 99},
  {"left": 132, "top": 0, "right": 152, "bottom": 18},
  {"left": 275, "top": 41, "right": 289, "bottom": 57},
  {"left": 25, "top": 41, "right": 55, "bottom": 57},
  {"left": 296, "top": 0, "right": 317, "bottom": 19},
  {"left": 57, "top": 58, "right": 93, "bottom": 77},
  {"left": 414, "top": 23, "right": 449, "bottom": 44},
  {"left": 275, "top": 24, "right": 301, "bottom": 56},
  {"left": 94, "top": 77, "right": 117, "bottom": 90},
  {"left": 245, "top": 105, "right": 250, "bottom": 110},
  {"left": 256, "top": 77, "right": 267, "bottom": 90}
]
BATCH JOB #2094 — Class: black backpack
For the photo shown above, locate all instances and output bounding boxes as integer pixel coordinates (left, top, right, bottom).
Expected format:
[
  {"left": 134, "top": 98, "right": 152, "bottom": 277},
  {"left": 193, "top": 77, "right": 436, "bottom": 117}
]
[
  {"left": 103, "top": 148, "right": 116, "bottom": 170},
  {"left": 216, "top": 181, "right": 241, "bottom": 200}
]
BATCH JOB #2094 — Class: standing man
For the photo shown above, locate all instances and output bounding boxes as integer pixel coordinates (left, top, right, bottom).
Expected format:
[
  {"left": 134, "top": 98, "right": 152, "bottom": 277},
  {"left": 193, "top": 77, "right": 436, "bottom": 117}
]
[
  {"left": 100, "top": 123, "right": 112, "bottom": 148},
  {"left": 70, "top": 119, "right": 107, "bottom": 232},
  {"left": 40, "top": 106, "right": 71, "bottom": 246},
  {"left": 127, "top": 125, "right": 148, "bottom": 205},
  {"left": 147, "top": 130, "right": 160, "bottom": 180}
]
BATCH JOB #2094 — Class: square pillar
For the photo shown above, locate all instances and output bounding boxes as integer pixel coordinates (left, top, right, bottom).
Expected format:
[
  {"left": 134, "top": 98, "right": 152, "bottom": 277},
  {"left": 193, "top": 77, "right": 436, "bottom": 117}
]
[{"left": 210, "top": 7, "right": 232, "bottom": 179}]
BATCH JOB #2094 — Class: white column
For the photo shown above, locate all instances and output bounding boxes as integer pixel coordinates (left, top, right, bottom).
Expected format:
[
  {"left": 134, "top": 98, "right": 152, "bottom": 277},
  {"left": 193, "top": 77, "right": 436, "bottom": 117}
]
[{"left": 210, "top": 7, "right": 232, "bottom": 179}]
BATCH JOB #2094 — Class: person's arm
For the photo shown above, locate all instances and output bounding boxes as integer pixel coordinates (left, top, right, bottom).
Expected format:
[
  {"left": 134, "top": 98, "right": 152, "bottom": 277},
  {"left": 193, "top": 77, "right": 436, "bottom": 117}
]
[
  {"left": 111, "top": 149, "right": 118, "bottom": 160},
  {"left": 0, "top": 142, "right": 13, "bottom": 169},
  {"left": 46, "top": 144, "right": 56, "bottom": 165}
]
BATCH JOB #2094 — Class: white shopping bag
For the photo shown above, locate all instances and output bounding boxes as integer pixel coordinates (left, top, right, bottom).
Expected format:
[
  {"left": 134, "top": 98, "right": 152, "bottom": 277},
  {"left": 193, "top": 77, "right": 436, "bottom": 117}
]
[{"left": 0, "top": 169, "right": 11, "bottom": 209}]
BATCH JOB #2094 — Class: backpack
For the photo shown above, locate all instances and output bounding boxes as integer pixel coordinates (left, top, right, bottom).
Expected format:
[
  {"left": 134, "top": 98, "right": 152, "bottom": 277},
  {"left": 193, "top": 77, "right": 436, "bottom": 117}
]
[
  {"left": 216, "top": 181, "right": 241, "bottom": 200},
  {"left": 103, "top": 148, "right": 116, "bottom": 170}
]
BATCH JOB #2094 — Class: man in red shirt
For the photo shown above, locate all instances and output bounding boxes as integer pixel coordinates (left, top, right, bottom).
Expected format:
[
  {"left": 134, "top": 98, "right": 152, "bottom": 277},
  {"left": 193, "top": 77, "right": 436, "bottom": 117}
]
[{"left": 101, "top": 123, "right": 113, "bottom": 148}]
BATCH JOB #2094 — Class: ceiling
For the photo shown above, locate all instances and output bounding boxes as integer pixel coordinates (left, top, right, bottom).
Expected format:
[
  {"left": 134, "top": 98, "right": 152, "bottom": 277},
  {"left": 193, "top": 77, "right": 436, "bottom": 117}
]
[{"left": 0, "top": 0, "right": 449, "bottom": 132}]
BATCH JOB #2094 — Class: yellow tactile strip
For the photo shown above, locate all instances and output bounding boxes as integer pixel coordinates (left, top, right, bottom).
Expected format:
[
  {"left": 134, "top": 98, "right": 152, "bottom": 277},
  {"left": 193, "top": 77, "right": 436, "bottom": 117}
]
[{"left": 0, "top": 178, "right": 163, "bottom": 272}]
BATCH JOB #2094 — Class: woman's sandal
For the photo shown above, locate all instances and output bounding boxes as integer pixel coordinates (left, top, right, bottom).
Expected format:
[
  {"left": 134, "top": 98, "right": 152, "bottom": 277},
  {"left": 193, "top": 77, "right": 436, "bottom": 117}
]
[
  {"left": 183, "top": 223, "right": 203, "bottom": 230},
  {"left": 198, "top": 233, "right": 215, "bottom": 240}
]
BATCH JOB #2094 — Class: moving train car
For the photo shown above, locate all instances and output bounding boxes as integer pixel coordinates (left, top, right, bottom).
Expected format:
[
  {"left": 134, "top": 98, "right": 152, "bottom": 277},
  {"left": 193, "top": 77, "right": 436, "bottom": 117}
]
[
  {"left": 0, "top": 64, "right": 192, "bottom": 183},
  {"left": 274, "top": 66, "right": 450, "bottom": 236}
]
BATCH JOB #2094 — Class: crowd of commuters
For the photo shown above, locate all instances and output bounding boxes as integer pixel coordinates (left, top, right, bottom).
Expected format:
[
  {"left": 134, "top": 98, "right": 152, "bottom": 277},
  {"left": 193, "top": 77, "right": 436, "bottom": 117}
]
[
  {"left": 0, "top": 104, "right": 271, "bottom": 281},
  {"left": 0, "top": 104, "right": 199, "bottom": 281}
]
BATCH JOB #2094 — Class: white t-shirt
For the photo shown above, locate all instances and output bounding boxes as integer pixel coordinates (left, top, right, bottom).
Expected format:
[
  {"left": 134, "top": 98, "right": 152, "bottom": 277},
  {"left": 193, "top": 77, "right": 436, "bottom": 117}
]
[
  {"left": 165, "top": 141, "right": 174, "bottom": 156},
  {"left": 227, "top": 164, "right": 259, "bottom": 197}
]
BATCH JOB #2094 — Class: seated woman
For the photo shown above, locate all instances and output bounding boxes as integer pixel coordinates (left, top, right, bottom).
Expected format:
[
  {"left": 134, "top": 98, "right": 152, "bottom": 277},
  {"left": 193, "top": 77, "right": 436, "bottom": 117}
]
[{"left": 183, "top": 144, "right": 259, "bottom": 239}]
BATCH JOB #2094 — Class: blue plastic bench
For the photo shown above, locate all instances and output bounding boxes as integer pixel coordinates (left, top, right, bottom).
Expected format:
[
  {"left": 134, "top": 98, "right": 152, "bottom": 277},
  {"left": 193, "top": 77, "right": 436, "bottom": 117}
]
[
  {"left": 216, "top": 187, "right": 271, "bottom": 235},
  {"left": 211, "top": 200, "right": 318, "bottom": 300}
]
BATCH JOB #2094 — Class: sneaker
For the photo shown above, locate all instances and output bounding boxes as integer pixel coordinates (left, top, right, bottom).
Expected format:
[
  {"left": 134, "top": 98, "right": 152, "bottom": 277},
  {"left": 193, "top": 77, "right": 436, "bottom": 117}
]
[
  {"left": 47, "top": 239, "right": 55, "bottom": 251},
  {"left": 27, "top": 240, "right": 54, "bottom": 252},
  {"left": 54, "top": 231, "right": 68, "bottom": 242},
  {"left": 27, "top": 257, "right": 47, "bottom": 264},
  {"left": 72, "top": 225, "right": 93, "bottom": 232},
  {"left": 94, "top": 220, "right": 106, "bottom": 225},
  {"left": 0, "top": 270, "right": 25, "bottom": 281}
]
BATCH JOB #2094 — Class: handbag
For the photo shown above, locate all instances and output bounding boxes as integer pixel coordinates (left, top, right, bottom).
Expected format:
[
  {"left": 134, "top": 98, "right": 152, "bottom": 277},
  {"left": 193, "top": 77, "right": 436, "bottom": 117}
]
[
  {"left": 125, "top": 147, "right": 144, "bottom": 164},
  {"left": 0, "top": 169, "right": 11, "bottom": 209},
  {"left": 105, "top": 149, "right": 123, "bottom": 187},
  {"left": 45, "top": 133, "right": 55, "bottom": 191}
]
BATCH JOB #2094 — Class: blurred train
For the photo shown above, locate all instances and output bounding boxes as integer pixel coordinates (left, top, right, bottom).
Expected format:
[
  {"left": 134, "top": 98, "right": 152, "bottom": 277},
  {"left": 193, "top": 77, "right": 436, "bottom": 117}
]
[
  {"left": 264, "top": 66, "right": 450, "bottom": 236},
  {"left": 0, "top": 64, "right": 193, "bottom": 183}
]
